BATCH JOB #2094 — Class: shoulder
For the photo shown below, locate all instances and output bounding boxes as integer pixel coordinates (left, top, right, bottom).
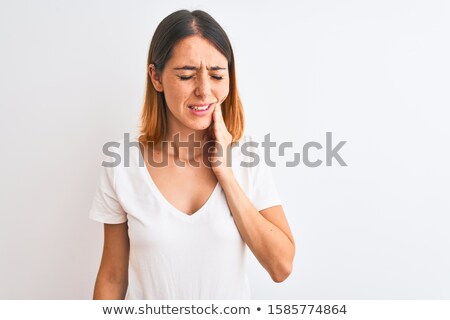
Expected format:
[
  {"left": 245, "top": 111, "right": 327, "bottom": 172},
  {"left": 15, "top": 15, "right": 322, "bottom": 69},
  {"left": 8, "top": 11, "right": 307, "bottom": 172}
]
[
  {"left": 233, "top": 132, "right": 264, "bottom": 150},
  {"left": 232, "top": 133, "right": 266, "bottom": 157},
  {"left": 236, "top": 132, "right": 262, "bottom": 144},
  {"left": 230, "top": 132, "right": 268, "bottom": 170}
]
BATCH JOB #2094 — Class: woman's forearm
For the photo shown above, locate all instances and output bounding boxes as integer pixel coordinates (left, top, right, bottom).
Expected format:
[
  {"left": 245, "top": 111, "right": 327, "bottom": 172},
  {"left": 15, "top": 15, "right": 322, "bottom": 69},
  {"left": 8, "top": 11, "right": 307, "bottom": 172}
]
[
  {"left": 219, "top": 173, "right": 295, "bottom": 282},
  {"left": 93, "top": 275, "right": 128, "bottom": 300}
]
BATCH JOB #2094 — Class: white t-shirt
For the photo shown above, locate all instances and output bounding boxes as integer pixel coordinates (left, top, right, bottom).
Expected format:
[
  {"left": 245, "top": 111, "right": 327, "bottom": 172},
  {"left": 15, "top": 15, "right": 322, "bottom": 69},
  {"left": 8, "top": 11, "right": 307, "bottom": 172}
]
[{"left": 89, "top": 133, "right": 282, "bottom": 299}]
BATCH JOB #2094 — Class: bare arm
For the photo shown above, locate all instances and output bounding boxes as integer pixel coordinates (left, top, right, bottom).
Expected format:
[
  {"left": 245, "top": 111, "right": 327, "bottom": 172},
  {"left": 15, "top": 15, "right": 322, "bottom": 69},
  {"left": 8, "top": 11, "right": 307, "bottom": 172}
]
[
  {"left": 93, "top": 222, "right": 130, "bottom": 299},
  {"left": 208, "top": 101, "right": 294, "bottom": 282},
  {"left": 220, "top": 174, "right": 295, "bottom": 282}
]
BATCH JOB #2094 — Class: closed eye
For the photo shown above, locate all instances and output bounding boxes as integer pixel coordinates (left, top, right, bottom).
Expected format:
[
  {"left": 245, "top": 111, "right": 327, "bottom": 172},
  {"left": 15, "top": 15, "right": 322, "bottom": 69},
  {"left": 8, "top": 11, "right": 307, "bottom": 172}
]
[{"left": 178, "top": 75, "right": 224, "bottom": 81}]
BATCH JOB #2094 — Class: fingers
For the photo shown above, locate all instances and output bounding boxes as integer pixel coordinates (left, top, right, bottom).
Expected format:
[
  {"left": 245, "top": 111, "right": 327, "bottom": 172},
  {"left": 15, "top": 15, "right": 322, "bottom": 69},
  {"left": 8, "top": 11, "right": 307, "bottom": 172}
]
[
  {"left": 213, "top": 103, "right": 223, "bottom": 122},
  {"left": 212, "top": 104, "right": 232, "bottom": 145},
  {"left": 208, "top": 121, "right": 215, "bottom": 140},
  {"left": 212, "top": 105, "right": 222, "bottom": 137}
]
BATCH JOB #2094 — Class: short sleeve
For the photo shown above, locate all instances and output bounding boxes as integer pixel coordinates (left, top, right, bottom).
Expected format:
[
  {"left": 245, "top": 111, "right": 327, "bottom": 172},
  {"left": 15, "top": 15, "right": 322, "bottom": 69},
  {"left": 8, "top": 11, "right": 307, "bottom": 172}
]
[
  {"left": 88, "top": 155, "right": 127, "bottom": 224},
  {"left": 248, "top": 135, "right": 283, "bottom": 211}
]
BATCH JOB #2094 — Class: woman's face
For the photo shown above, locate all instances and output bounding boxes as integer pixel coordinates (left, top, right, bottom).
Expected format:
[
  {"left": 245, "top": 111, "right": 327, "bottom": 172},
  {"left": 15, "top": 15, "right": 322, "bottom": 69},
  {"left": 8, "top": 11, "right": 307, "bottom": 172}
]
[{"left": 151, "top": 35, "right": 230, "bottom": 135}]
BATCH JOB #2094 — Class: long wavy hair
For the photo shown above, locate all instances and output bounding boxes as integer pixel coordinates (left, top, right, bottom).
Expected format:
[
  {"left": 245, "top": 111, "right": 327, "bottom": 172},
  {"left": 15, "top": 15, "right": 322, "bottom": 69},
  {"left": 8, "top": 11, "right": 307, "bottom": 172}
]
[{"left": 138, "top": 9, "right": 245, "bottom": 145}]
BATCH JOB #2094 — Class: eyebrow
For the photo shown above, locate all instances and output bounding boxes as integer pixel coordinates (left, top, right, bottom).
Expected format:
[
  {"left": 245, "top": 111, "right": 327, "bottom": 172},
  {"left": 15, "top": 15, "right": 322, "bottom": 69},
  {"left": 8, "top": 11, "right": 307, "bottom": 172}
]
[{"left": 173, "top": 65, "right": 227, "bottom": 71}]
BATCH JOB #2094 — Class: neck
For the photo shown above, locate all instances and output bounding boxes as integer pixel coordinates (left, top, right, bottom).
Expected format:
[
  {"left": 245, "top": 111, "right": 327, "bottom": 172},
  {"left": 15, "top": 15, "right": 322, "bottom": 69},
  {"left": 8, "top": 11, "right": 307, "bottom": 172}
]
[{"left": 160, "top": 127, "right": 213, "bottom": 162}]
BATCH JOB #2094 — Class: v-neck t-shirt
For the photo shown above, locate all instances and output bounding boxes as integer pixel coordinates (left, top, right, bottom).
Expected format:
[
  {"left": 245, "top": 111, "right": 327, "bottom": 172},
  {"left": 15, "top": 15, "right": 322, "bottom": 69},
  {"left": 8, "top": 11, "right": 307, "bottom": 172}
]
[{"left": 88, "top": 133, "right": 282, "bottom": 299}]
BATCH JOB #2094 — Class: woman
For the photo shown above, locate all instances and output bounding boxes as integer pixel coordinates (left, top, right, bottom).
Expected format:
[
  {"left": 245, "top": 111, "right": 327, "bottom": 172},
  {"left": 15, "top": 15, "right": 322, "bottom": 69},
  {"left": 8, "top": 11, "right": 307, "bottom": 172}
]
[{"left": 89, "top": 9, "right": 295, "bottom": 300}]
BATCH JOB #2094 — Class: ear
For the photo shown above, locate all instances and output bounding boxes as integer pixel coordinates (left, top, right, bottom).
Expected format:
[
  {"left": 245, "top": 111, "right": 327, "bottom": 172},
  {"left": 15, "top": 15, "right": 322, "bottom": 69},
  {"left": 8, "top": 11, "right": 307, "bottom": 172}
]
[{"left": 148, "top": 64, "right": 163, "bottom": 92}]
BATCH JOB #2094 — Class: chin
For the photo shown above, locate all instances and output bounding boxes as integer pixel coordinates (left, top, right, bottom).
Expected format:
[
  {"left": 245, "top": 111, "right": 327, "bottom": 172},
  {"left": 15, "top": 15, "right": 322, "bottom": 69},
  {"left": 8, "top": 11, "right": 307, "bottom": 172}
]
[
  {"left": 191, "top": 122, "right": 212, "bottom": 131},
  {"left": 186, "top": 118, "right": 212, "bottom": 131}
]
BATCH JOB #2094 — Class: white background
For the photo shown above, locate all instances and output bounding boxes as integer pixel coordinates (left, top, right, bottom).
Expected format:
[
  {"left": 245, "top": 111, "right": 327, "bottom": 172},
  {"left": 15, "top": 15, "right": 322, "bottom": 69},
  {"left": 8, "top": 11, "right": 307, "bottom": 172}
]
[{"left": 0, "top": 0, "right": 449, "bottom": 299}]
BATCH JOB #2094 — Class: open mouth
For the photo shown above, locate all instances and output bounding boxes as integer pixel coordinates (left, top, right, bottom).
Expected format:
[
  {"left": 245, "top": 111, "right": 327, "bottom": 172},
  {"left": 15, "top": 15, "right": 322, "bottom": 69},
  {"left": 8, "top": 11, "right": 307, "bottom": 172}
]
[{"left": 188, "top": 103, "right": 213, "bottom": 111}]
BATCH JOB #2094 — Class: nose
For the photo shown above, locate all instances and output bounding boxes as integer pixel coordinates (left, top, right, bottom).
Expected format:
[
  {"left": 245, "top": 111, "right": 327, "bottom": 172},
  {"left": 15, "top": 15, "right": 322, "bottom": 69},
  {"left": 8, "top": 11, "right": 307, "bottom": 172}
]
[{"left": 194, "top": 73, "right": 212, "bottom": 98}]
